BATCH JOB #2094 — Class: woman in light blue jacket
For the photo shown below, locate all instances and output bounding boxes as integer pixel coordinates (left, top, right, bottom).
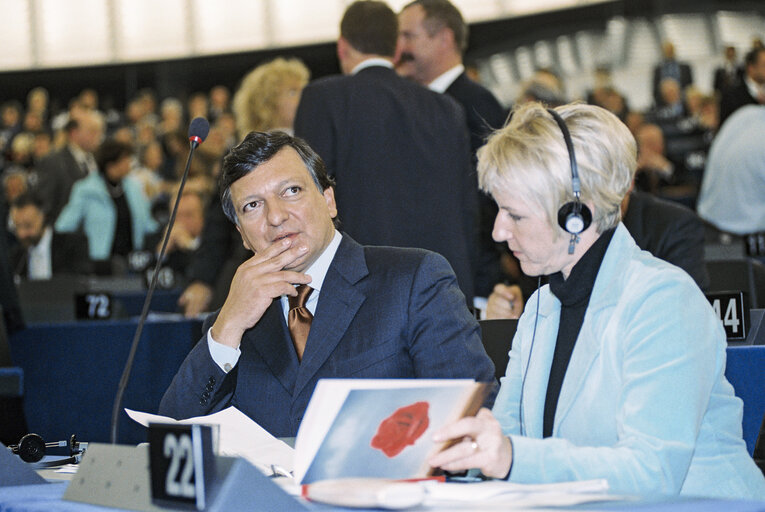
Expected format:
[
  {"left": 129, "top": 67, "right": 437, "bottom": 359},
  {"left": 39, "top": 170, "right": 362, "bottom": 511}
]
[
  {"left": 55, "top": 139, "right": 158, "bottom": 270},
  {"left": 429, "top": 103, "right": 765, "bottom": 499}
]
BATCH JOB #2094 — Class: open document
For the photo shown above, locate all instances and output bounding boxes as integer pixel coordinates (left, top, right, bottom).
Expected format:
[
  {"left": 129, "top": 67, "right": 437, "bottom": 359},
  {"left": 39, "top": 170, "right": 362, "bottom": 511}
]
[
  {"left": 294, "top": 379, "right": 489, "bottom": 484},
  {"left": 125, "top": 406, "right": 294, "bottom": 475}
]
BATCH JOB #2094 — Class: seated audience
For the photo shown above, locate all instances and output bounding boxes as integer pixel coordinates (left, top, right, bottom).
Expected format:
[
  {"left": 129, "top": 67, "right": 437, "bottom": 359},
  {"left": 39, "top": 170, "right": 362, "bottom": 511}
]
[
  {"left": 9, "top": 193, "right": 91, "bottom": 279},
  {"left": 178, "top": 57, "right": 311, "bottom": 317},
  {"left": 154, "top": 189, "right": 207, "bottom": 287},
  {"left": 35, "top": 110, "right": 104, "bottom": 221},
  {"left": 430, "top": 102, "right": 765, "bottom": 499},
  {"left": 159, "top": 131, "right": 496, "bottom": 437},
  {"left": 652, "top": 40, "right": 693, "bottom": 106},
  {"left": 55, "top": 138, "right": 157, "bottom": 274}
]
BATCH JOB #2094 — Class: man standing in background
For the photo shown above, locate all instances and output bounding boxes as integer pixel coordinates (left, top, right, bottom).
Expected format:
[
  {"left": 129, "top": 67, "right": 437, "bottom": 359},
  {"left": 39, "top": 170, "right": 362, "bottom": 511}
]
[
  {"left": 294, "top": 0, "right": 477, "bottom": 301},
  {"left": 397, "top": 0, "right": 507, "bottom": 301}
]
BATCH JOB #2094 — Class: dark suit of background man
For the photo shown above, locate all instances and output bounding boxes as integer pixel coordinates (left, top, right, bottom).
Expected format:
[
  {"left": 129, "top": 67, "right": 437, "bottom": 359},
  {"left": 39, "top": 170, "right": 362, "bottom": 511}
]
[
  {"left": 719, "top": 47, "right": 765, "bottom": 128},
  {"left": 293, "top": 0, "right": 477, "bottom": 301},
  {"left": 652, "top": 41, "right": 693, "bottom": 107},
  {"left": 34, "top": 110, "right": 104, "bottom": 222},
  {"left": 159, "top": 132, "right": 496, "bottom": 437},
  {"left": 8, "top": 193, "right": 91, "bottom": 280},
  {"left": 397, "top": 0, "right": 507, "bottom": 298}
]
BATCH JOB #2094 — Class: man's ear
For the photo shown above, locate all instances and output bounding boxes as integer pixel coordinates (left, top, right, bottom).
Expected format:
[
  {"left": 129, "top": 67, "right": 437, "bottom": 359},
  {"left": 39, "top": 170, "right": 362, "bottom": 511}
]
[
  {"left": 323, "top": 186, "right": 338, "bottom": 219},
  {"left": 337, "top": 37, "right": 348, "bottom": 61}
]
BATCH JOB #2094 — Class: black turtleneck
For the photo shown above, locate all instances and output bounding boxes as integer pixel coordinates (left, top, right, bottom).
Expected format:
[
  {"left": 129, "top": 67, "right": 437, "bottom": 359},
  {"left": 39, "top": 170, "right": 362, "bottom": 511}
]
[
  {"left": 106, "top": 178, "right": 133, "bottom": 258},
  {"left": 542, "top": 227, "right": 616, "bottom": 438}
]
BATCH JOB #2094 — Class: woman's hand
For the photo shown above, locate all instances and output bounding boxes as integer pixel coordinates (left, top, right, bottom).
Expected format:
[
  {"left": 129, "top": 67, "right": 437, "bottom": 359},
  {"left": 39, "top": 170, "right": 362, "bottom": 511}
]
[{"left": 428, "top": 408, "right": 513, "bottom": 479}]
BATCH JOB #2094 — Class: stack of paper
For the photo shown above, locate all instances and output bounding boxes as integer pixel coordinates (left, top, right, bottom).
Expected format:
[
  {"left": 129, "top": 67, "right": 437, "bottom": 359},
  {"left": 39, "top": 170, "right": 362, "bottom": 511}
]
[{"left": 125, "top": 406, "right": 294, "bottom": 475}]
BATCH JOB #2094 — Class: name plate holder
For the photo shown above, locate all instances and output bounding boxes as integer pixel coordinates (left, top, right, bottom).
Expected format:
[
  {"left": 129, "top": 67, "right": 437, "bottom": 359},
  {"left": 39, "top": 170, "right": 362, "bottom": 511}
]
[
  {"left": 75, "top": 291, "right": 113, "bottom": 320},
  {"left": 63, "top": 442, "right": 305, "bottom": 511},
  {"left": 705, "top": 291, "right": 749, "bottom": 341}
]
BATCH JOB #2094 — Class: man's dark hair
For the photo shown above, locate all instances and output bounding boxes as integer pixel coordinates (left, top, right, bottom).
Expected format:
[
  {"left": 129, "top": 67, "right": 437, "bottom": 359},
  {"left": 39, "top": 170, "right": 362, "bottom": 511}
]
[
  {"left": 745, "top": 47, "right": 765, "bottom": 68},
  {"left": 220, "top": 131, "right": 337, "bottom": 225},
  {"left": 95, "top": 138, "right": 133, "bottom": 175},
  {"left": 10, "top": 192, "right": 44, "bottom": 213},
  {"left": 404, "top": 0, "right": 468, "bottom": 54},
  {"left": 340, "top": 0, "right": 398, "bottom": 57}
]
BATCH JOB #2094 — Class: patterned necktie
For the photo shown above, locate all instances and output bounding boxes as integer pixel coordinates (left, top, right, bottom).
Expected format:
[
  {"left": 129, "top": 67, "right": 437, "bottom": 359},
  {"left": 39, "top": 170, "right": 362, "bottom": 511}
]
[{"left": 288, "top": 285, "right": 313, "bottom": 361}]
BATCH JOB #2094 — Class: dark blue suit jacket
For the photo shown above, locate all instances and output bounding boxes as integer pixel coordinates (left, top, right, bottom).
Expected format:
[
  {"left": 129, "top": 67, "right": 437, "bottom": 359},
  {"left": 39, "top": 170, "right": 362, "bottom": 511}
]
[
  {"left": 294, "top": 65, "right": 477, "bottom": 301},
  {"left": 159, "top": 235, "right": 496, "bottom": 437}
]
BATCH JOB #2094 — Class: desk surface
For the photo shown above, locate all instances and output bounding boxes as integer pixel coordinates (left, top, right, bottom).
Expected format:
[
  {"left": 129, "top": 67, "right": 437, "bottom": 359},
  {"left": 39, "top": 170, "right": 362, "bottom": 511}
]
[{"left": 1, "top": 481, "right": 764, "bottom": 512}]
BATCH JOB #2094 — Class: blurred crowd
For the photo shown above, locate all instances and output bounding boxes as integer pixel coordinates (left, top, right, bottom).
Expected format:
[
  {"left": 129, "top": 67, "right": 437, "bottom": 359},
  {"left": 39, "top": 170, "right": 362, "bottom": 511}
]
[{"left": 1, "top": 4, "right": 764, "bottom": 323}]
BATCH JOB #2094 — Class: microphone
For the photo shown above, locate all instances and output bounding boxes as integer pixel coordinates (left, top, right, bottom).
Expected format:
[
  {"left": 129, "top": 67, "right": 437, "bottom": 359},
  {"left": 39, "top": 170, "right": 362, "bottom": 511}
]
[{"left": 109, "top": 117, "right": 210, "bottom": 444}]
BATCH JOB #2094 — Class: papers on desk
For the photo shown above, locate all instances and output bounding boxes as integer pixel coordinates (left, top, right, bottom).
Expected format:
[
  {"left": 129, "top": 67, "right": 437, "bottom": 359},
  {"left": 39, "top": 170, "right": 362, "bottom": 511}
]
[
  {"left": 125, "top": 406, "right": 295, "bottom": 475},
  {"left": 422, "top": 478, "right": 616, "bottom": 509},
  {"left": 301, "top": 477, "right": 615, "bottom": 509}
]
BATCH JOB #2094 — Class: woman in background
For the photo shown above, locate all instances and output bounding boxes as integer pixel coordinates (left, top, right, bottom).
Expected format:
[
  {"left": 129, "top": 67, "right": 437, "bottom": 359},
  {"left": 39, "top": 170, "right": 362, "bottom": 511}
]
[
  {"left": 55, "top": 139, "right": 157, "bottom": 274},
  {"left": 232, "top": 57, "right": 310, "bottom": 136}
]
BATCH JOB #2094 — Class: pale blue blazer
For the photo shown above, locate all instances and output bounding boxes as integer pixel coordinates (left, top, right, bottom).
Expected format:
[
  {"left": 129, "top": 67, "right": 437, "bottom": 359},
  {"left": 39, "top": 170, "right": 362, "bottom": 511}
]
[
  {"left": 55, "top": 172, "right": 158, "bottom": 260},
  {"left": 493, "top": 224, "right": 765, "bottom": 499}
]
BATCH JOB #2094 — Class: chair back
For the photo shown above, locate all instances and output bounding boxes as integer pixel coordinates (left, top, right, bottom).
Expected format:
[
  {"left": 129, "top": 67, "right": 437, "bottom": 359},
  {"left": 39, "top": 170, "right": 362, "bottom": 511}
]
[
  {"left": 706, "top": 257, "right": 765, "bottom": 309},
  {"left": 478, "top": 319, "right": 518, "bottom": 381}
]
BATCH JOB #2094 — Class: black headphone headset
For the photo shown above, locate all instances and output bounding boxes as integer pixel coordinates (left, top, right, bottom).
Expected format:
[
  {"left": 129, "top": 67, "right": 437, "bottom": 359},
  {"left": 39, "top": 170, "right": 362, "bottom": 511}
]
[
  {"left": 518, "top": 109, "right": 594, "bottom": 436},
  {"left": 8, "top": 433, "right": 85, "bottom": 466},
  {"left": 546, "top": 108, "right": 592, "bottom": 254}
]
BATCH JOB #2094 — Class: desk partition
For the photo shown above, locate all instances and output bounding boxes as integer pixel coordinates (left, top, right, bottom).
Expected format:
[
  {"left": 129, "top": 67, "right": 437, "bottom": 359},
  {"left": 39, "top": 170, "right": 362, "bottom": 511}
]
[
  {"left": 7, "top": 322, "right": 764, "bottom": 454},
  {"left": 8, "top": 317, "right": 203, "bottom": 445}
]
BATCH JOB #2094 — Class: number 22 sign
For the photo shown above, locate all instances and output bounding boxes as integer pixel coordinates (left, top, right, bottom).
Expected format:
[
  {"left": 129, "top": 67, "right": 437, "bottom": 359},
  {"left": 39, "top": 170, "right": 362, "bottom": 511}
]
[{"left": 148, "top": 423, "right": 215, "bottom": 510}]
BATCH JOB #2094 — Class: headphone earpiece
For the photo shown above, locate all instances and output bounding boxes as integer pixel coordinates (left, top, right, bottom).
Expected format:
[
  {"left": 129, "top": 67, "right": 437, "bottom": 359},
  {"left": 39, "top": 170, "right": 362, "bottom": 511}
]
[
  {"left": 558, "top": 201, "right": 592, "bottom": 235},
  {"left": 547, "top": 108, "right": 593, "bottom": 250},
  {"left": 8, "top": 433, "right": 84, "bottom": 465}
]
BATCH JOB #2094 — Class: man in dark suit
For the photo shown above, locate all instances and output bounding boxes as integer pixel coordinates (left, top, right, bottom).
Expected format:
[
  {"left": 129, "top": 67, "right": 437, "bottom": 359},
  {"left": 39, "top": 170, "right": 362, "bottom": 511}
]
[
  {"left": 719, "top": 47, "right": 765, "bottom": 127},
  {"left": 713, "top": 45, "right": 743, "bottom": 96},
  {"left": 293, "top": 0, "right": 477, "bottom": 301},
  {"left": 159, "top": 132, "right": 496, "bottom": 437},
  {"left": 621, "top": 190, "right": 709, "bottom": 290},
  {"left": 8, "top": 193, "right": 91, "bottom": 279},
  {"left": 34, "top": 110, "right": 103, "bottom": 222},
  {"left": 652, "top": 41, "right": 693, "bottom": 107},
  {"left": 397, "top": 0, "right": 507, "bottom": 298}
]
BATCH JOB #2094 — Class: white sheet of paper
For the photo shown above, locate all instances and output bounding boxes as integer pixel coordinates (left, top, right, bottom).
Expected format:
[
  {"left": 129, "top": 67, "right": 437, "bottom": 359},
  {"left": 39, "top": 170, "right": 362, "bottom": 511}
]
[
  {"left": 422, "top": 479, "right": 617, "bottom": 509},
  {"left": 125, "top": 406, "right": 294, "bottom": 474}
]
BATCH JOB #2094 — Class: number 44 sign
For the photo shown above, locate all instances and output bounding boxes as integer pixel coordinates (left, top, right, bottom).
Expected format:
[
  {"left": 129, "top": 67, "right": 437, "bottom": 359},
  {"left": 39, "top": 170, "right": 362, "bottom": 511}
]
[
  {"left": 706, "top": 291, "right": 749, "bottom": 341},
  {"left": 148, "top": 423, "right": 215, "bottom": 510}
]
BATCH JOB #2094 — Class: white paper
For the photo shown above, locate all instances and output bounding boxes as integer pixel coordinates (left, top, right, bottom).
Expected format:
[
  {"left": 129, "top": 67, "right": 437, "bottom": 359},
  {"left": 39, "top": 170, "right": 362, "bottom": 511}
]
[
  {"left": 422, "top": 479, "right": 618, "bottom": 509},
  {"left": 125, "top": 406, "right": 295, "bottom": 475}
]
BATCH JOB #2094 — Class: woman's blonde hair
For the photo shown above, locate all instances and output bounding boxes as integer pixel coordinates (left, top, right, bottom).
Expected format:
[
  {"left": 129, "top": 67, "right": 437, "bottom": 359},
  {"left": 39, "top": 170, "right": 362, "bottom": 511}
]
[
  {"left": 477, "top": 102, "right": 636, "bottom": 236},
  {"left": 232, "top": 57, "right": 310, "bottom": 136}
]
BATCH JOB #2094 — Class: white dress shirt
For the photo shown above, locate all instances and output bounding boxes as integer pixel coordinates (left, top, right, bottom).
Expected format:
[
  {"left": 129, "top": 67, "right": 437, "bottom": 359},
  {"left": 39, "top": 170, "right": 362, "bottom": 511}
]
[
  {"left": 27, "top": 227, "right": 53, "bottom": 280},
  {"left": 207, "top": 230, "right": 343, "bottom": 372},
  {"left": 351, "top": 58, "right": 393, "bottom": 75},
  {"left": 428, "top": 64, "right": 464, "bottom": 93}
]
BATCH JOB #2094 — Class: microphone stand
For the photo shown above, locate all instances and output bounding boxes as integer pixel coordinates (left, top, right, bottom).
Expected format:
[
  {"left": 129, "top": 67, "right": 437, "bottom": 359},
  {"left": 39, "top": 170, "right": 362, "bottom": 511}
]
[{"left": 109, "top": 118, "right": 209, "bottom": 444}]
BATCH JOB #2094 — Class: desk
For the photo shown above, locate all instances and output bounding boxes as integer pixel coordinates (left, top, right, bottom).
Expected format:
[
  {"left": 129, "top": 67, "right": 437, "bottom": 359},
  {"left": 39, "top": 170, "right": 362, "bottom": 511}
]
[
  {"left": 726, "top": 346, "right": 765, "bottom": 455},
  {"left": 6, "top": 325, "right": 764, "bottom": 453},
  {"left": 1, "top": 482, "right": 764, "bottom": 512},
  {"left": 8, "top": 317, "right": 203, "bottom": 445}
]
